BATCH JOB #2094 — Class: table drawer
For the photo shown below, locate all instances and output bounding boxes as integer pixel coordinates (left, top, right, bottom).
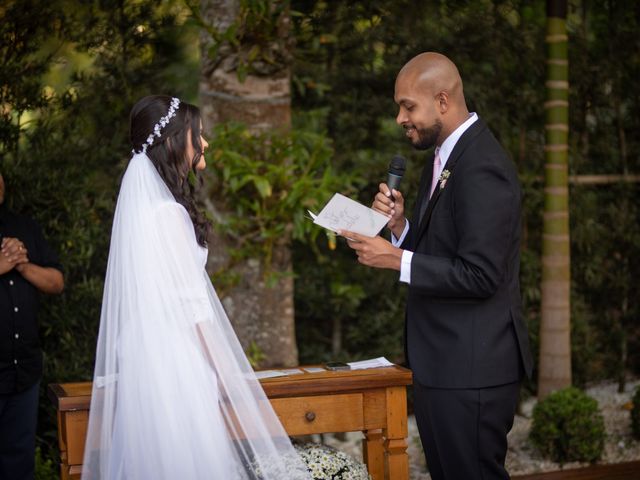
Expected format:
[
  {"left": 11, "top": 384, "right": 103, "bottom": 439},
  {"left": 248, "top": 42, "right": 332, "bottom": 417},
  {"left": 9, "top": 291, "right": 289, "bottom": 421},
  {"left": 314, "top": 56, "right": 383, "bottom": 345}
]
[{"left": 270, "top": 393, "right": 364, "bottom": 435}]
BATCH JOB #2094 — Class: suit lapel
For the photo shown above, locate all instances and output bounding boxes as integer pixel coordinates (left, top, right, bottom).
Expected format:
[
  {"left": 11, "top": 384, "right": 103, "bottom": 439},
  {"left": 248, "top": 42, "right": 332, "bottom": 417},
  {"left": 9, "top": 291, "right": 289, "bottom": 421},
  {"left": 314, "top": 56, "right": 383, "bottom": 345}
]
[{"left": 415, "top": 118, "right": 488, "bottom": 242}]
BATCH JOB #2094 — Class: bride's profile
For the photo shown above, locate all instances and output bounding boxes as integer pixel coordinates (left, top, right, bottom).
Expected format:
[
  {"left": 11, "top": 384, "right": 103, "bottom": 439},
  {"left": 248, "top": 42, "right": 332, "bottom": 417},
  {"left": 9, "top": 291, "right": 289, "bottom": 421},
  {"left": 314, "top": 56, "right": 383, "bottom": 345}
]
[{"left": 82, "top": 95, "right": 311, "bottom": 479}]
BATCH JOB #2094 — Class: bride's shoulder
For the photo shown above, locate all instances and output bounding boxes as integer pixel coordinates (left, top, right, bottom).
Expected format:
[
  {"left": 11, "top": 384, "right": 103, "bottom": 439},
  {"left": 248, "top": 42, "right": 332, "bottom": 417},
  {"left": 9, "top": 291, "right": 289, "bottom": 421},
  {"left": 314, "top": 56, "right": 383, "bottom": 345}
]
[
  {"left": 153, "top": 200, "right": 201, "bottom": 247},
  {"left": 153, "top": 200, "right": 190, "bottom": 223}
]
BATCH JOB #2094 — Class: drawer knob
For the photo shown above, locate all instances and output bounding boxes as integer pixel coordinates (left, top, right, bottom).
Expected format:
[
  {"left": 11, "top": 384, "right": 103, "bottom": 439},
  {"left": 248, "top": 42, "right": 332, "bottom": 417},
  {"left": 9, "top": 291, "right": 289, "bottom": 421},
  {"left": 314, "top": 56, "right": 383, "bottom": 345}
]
[{"left": 305, "top": 411, "right": 316, "bottom": 422}]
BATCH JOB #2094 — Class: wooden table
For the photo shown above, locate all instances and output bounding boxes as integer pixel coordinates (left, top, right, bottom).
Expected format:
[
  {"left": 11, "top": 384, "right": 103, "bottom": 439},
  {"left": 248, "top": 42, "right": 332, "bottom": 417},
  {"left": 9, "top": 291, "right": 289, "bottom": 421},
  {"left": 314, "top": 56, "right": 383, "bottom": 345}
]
[{"left": 48, "top": 365, "right": 412, "bottom": 480}]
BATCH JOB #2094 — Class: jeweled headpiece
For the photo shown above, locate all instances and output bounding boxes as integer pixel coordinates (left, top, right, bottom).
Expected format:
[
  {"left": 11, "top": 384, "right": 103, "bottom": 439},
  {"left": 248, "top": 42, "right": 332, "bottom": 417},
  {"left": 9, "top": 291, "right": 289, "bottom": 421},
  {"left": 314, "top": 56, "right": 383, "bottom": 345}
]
[{"left": 134, "top": 97, "right": 181, "bottom": 154}]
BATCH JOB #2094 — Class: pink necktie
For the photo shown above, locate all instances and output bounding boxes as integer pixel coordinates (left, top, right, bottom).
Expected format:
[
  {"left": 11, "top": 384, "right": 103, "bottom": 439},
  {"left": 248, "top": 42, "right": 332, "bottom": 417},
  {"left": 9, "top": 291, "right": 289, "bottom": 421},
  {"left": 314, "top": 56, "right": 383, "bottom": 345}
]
[{"left": 429, "top": 149, "right": 442, "bottom": 199}]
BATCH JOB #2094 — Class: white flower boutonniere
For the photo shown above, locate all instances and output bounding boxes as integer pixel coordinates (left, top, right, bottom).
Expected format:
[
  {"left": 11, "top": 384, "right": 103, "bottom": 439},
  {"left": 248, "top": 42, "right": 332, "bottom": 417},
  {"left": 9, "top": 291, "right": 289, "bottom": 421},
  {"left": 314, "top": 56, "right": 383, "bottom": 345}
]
[{"left": 439, "top": 169, "right": 451, "bottom": 190}]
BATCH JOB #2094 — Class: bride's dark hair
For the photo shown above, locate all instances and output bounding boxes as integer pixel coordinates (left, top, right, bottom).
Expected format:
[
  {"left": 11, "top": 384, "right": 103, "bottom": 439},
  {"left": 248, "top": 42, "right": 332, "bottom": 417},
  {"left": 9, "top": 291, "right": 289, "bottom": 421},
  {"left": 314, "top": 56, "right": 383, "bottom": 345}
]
[{"left": 130, "top": 95, "right": 210, "bottom": 246}]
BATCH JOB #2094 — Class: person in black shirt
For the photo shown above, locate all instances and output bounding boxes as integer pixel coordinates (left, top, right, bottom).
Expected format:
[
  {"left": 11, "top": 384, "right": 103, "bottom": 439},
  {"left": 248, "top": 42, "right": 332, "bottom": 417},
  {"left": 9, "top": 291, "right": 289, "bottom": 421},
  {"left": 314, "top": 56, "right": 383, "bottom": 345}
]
[{"left": 0, "top": 172, "right": 64, "bottom": 480}]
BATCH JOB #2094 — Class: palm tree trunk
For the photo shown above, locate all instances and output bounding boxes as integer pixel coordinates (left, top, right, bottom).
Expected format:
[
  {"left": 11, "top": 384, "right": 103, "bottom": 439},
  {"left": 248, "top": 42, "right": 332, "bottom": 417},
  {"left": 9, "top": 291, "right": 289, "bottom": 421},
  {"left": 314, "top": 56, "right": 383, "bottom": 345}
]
[
  {"left": 199, "top": 0, "right": 298, "bottom": 367},
  {"left": 538, "top": 0, "right": 572, "bottom": 398}
]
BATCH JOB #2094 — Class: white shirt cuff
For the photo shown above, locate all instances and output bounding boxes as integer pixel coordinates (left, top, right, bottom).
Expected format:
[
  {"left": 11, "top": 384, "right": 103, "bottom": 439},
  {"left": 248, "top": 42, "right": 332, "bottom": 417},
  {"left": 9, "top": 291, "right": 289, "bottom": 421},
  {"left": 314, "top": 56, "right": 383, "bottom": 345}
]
[
  {"left": 400, "top": 250, "right": 413, "bottom": 284},
  {"left": 391, "top": 220, "right": 410, "bottom": 247}
]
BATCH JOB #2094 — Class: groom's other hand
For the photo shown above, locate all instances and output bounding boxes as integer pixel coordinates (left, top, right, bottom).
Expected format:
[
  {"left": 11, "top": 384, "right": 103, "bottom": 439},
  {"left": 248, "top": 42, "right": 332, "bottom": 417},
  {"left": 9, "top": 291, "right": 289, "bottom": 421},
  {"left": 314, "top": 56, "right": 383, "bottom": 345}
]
[
  {"left": 373, "top": 183, "right": 406, "bottom": 239},
  {"left": 339, "top": 230, "right": 402, "bottom": 271}
]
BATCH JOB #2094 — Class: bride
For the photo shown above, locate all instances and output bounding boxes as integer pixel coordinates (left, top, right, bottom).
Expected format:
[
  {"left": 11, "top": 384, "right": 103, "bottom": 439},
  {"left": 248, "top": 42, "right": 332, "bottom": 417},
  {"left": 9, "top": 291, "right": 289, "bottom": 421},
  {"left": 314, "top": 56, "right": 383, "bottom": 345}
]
[{"left": 82, "top": 95, "right": 310, "bottom": 479}]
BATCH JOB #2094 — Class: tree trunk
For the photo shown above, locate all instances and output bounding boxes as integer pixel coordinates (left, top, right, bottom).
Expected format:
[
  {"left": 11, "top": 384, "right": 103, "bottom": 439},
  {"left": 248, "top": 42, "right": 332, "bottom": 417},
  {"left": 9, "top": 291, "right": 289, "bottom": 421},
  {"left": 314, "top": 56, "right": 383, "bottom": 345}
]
[
  {"left": 614, "top": 73, "right": 629, "bottom": 393},
  {"left": 199, "top": 0, "right": 298, "bottom": 367},
  {"left": 538, "top": 0, "right": 572, "bottom": 398}
]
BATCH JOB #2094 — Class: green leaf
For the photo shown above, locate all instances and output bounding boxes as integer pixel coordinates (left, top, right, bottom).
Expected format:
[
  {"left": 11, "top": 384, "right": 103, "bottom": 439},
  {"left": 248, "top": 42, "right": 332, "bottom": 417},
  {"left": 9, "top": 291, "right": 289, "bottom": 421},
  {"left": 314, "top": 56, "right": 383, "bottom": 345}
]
[
  {"left": 237, "top": 62, "right": 248, "bottom": 83},
  {"left": 250, "top": 176, "right": 272, "bottom": 198}
]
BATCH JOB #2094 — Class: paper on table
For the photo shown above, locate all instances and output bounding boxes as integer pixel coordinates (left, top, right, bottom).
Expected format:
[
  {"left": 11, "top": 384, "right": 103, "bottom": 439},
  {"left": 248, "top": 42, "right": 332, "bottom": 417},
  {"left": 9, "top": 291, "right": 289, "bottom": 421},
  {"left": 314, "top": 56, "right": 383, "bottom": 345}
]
[
  {"left": 254, "top": 368, "right": 305, "bottom": 380},
  {"left": 308, "top": 193, "right": 389, "bottom": 238},
  {"left": 347, "top": 356, "right": 394, "bottom": 370},
  {"left": 254, "top": 370, "right": 288, "bottom": 380},
  {"left": 303, "top": 367, "right": 326, "bottom": 373},
  {"left": 253, "top": 358, "right": 393, "bottom": 379}
]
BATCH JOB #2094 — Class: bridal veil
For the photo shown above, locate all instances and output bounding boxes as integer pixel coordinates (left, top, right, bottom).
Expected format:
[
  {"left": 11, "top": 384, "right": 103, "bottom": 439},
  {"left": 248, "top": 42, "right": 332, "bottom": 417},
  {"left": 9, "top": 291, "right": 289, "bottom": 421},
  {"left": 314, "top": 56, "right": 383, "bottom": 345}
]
[{"left": 82, "top": 152, "right": 310, "bottom": 479}]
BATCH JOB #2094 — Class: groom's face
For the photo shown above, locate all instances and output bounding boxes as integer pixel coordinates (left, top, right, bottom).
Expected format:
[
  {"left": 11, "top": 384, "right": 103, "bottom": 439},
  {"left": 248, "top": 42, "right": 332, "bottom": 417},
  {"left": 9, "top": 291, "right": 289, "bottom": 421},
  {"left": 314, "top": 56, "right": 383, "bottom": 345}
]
[{"left": 394, "top": 74, "right": 443, "bottom": 150}]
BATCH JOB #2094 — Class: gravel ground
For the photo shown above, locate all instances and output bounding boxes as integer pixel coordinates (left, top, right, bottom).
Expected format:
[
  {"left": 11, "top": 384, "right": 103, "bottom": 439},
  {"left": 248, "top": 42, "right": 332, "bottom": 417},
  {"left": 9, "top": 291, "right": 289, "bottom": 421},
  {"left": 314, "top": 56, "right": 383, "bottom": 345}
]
[{"left": 320, "top": 378, "right": 640, "bottom": 479}]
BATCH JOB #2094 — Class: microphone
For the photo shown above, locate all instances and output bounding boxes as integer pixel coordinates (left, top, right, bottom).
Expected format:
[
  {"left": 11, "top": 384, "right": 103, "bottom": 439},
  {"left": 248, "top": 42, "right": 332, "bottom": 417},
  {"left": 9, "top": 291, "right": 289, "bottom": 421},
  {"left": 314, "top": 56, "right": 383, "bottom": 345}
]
[{"left": 387, "top": 155, "right": 407, "bottom": 197}]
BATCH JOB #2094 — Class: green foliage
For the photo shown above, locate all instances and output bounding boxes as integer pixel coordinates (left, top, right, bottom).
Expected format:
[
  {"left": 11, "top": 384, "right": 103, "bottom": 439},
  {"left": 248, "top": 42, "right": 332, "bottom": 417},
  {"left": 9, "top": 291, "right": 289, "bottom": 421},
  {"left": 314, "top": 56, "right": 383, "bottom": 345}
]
[
  {"left": 35, "top": 447, "right": 57, "bottom": 480},
  {"left": 0, "top": 0, "right": 60, "bottom": 157},
  {"left": 565, "top": 1, "right": 640, "bottom": 382},
  {"left": 207, "top": 122, "right": 346, "bottom": 270},
  {"left": 188, "top": 0, "right": 292, "bottom": 81},
  {"left": 245, "top": 340, "right": 267, "bottom": 368},
  {"left": 632, "top": 386, "right": 640, "bottom": 440},
  {"left": 530, "top": 387, "right": 605, "bottom": 464},
  {"left": 294, "top": 239, "right": 405, "bottom": 364},
  {"left": 570, "top": 183, "right": 640, "bottom": 383}
]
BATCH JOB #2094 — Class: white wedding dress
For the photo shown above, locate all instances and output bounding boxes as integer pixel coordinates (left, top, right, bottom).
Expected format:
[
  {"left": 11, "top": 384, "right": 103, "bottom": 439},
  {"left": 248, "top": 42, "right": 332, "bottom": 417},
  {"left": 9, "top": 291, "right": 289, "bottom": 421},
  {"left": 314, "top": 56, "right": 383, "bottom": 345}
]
[{"left": 82, "top": 153, "right": 310, "bottom": 479}]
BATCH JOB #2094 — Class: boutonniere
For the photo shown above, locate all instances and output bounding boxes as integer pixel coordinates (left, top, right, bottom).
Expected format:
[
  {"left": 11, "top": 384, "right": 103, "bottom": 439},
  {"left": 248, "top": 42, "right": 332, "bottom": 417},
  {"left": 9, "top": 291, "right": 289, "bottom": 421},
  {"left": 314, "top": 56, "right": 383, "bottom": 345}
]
[{"left": 439, "top": 169, "right": 451, "bottom": 190}]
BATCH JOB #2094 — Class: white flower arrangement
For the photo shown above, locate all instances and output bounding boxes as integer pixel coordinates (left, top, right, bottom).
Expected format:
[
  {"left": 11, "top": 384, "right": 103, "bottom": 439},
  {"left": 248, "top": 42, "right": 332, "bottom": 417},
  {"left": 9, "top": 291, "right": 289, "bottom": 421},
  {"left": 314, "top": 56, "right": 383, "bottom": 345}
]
[
  {"left": 439, "top": 169, "right": 451, "bottom": 190},
  {"left": 294, "top": 443, "right": 371, "bottom": 480},
  {"left": 248, "top": 442, "right": 371, "bottom": 480},
  {"left": 134, "top": 96, "right": 180, "bottom": 154}
]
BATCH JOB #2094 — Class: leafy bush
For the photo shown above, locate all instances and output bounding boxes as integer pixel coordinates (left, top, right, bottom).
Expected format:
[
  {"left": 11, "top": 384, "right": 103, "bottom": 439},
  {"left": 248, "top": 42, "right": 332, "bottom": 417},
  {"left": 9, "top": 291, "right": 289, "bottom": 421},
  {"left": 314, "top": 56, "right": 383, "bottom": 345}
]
[
  {"left": 35, "top": 447, "right": 57, "bottom": 480},
  {"left": 631, "top": 385, "right": 640, "bottom": 440},
  {"left": 530, "top": 387, "right": 605, "bottom": 463},
  {"left": 207, "top": 122, "right": 344, "bottom": 266}
]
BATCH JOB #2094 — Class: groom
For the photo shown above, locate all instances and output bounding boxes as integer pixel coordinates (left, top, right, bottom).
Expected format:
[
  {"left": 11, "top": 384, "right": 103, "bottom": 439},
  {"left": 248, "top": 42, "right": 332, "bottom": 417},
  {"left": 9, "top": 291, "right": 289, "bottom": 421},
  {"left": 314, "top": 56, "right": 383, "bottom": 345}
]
[{"left": 341, "top": 52, "right": 533, "bottom": 480}]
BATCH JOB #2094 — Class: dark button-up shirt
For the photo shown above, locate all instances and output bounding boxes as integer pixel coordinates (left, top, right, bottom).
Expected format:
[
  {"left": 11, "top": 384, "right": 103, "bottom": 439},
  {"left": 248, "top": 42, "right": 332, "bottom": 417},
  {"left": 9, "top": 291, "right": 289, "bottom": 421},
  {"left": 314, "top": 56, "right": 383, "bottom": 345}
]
[{"left": 0, "top": 204, "right": 63, "bottom": 394}]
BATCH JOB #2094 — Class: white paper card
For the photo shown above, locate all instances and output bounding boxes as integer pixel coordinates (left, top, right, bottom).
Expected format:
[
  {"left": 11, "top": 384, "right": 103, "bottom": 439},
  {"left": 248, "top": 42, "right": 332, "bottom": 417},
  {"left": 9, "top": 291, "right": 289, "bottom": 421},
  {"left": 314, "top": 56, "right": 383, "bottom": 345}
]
[
  {"left": 309, "top": 193, "right": 389, "bottom": 238},
  {"left": 347, "top": 356, "right": 394, "bottom": 370},
  {"left": 254, "top": 370, "right": 288, "bottom": 379},
  {"left": 303, "top": 367, "right": 326, "bottom": 373}
]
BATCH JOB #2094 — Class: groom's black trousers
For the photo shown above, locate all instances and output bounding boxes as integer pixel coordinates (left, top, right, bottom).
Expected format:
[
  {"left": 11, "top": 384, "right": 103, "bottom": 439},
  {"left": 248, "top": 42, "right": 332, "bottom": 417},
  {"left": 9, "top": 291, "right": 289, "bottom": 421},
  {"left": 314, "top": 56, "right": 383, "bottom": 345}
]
[{"left": 413, "top": 380, "right": 520, "bottom": 480}]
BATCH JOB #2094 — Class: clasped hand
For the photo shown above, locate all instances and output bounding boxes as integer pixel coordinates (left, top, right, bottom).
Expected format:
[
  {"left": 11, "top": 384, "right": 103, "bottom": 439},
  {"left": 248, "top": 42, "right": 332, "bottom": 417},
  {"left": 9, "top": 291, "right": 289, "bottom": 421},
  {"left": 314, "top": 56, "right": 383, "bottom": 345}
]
[
  {"left": 0, "top": 237, "right": 29, "bottom": 275},
  {"left": 339, "top": 183, "right": 406, "bottom": 271}
]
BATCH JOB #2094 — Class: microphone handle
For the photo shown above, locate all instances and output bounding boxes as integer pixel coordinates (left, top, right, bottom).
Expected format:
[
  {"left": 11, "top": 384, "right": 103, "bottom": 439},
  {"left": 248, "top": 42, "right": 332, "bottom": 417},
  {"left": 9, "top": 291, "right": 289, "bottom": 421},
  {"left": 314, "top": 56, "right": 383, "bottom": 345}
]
[{"left": 387, "top": 173, "right": 403, "bottom": 195}]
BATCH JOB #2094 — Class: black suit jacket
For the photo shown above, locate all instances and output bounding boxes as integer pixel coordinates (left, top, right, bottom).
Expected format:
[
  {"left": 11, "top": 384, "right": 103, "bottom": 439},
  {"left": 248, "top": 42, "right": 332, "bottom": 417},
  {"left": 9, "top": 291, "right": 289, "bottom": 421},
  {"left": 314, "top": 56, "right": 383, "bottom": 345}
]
[{"left": 401, "top": 118, "right": 533, "bottom": 389}]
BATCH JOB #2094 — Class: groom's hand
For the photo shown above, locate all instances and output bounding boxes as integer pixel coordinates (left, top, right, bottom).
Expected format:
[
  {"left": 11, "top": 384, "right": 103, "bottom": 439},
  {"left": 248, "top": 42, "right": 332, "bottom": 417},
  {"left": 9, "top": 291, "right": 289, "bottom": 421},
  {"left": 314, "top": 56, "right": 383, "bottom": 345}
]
[
  {"left": 339, "top": 230, "right": 402, "bottom": 271},
  {"left": 373, "top": 183, "right": 406, "bottom": 239}
]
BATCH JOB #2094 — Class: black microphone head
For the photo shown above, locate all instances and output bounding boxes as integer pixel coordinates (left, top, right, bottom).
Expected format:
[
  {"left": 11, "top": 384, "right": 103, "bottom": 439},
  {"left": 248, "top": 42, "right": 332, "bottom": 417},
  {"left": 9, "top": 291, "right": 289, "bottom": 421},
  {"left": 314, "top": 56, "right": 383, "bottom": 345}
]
[{"left": 389, "top": 155, "right": 407, "bottom": 176}]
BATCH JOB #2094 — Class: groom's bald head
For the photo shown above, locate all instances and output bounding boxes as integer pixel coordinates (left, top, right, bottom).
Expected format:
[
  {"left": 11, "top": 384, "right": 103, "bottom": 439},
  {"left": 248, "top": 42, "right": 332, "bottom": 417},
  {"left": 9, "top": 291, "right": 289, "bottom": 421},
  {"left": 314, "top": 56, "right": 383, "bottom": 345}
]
[
  {"left": 397, "top": 52, "right": 466, "bottom": 107},
  {"left": 394, "top": 52, "right": 469, "bottom": 149}
]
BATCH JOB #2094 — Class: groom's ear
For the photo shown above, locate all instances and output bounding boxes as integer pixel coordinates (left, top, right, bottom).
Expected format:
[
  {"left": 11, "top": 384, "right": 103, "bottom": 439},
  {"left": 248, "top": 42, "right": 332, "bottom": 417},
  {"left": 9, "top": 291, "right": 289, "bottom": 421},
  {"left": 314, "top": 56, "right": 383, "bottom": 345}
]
[{"left": 436, "top": 91, "right": 450, "bottom": 113}]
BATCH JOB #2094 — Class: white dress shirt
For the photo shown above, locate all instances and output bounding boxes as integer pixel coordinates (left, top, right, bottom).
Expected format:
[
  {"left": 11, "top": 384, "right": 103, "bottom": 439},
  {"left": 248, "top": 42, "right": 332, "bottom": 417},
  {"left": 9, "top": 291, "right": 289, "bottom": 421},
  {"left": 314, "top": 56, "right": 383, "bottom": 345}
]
[{"left": 392, "top": 112, "right": 478, "bottom": 283}]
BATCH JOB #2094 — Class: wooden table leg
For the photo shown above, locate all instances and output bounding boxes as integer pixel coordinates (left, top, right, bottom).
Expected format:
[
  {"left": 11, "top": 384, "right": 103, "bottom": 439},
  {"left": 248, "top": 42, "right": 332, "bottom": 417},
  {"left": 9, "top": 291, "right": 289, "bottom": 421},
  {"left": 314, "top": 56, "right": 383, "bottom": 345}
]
[
  {"left": 57, "top": 410, "right": 70, "bottom": 480},
  {"left": 363, "top": 428, "right": 385, "bottom": 480},
  {"left": 383, "top": 386, "right": 409, "bottom": 480}
]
